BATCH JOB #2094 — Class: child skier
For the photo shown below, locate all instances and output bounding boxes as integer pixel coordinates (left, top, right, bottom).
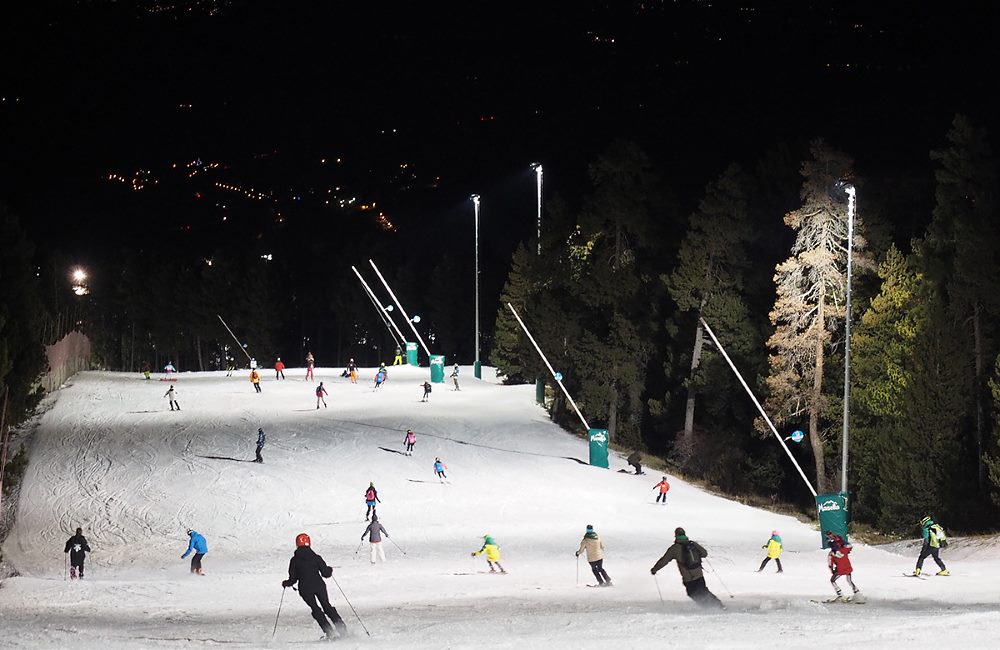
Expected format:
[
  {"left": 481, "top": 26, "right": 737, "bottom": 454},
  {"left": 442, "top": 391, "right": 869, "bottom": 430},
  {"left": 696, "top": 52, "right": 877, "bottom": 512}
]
[
  {"left": 451, "top": 364, "right": 460, "bottom": 391},
  {"left": 316, "top": 382, "right": 328, "bottom": 409},
  {"left": 912, "top": 515, "right": 949, "bottom": 576},
  {"left": 421, "top": 381, "right": 432, "bottom": 402},
  {"left": 275, "top": 357, "right": 286, "bottom": 380},
  {"left": 181, "top": 529, "right": 208, "bottom": 575},
  {"left": 403, "top": 429, "right": 416, "bottom": 456},
  {"left": 348, "top": 359, "right": 358, "bottom": 384},
  {"left": 373, "top": 370, "right": 385, "bottom": 389},
  {"left": 364, "top": 482, "right": 380, "bottom": 521},
  {"left": 250, "top": 357, "right": 258, "bottom": 370},
  {"left": 653, "top": 476, "right": 670, "bottom": 504},
  {"left": 379, "top": 362, "right": 388, "bottom": 381},
  {"left": 254, "top": 427, "right": 266, "bottom": 463},
  {"left": 282, "top": 533, "right": 348, "bottom": 640},
  {"left": 576, "top": 524, "right": 612, "bottom": 586},
  {"left": 757, "top": 530, "right": 783, "bottom": 573},
  {"left": 305, "top": 352, "right": 315, "bottom": 381},
  {"left": 64, "top": 527, "right": 91, "bottom": 579},
  {"left": 433, "top": 457, "right": 448, "bottom": 483},
  {"left": 472, "top": 534, "right": 505, "bottom": 573},
  {"left": 142, "top": 360, "right": 151, "bottom": 380},
  {"left": 163, "top": 361, "right": 176, "bottom": 375},
  {"left": 164, "top": 385, "right": 180, "bottom": 411},
  {"left": 825, "top": 531, "right": 862, "bottom": 602},
  {"left": 250, "top": 368, "right": 262, "bottom": 393},
  {"left": 361, "top": 514, "right": 389, "bottom": 564}
]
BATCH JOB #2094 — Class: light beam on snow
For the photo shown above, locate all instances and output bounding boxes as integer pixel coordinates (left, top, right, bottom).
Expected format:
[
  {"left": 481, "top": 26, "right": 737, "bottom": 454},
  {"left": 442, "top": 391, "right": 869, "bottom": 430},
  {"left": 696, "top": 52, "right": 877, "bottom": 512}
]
[
  {"left": 352, "top": 265, "right": 405, "bottom": 348},
  {"left": 700, "top": 317, "right": 817, "bottom": 497},
  {"left": 506, "top": 302, "right": 590, "bottom": 432},
  {"left": 369, "top": 259, "right": 432, "bottom": 358}
]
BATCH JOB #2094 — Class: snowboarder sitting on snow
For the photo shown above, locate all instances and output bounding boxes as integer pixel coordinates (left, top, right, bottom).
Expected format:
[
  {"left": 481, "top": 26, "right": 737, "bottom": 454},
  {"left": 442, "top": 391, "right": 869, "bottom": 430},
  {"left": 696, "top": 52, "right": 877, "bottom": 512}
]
[
  {"left": 64, "top": 527, "right": 91, "bottom": 579},
  {"left": 433, "top": 457, "right": 448, "bottom": 482},
  {"left": 825, "top": 531, "right": 861, "bottom": 601},
  {"left": 403, "top": 429, "right": 416, "bottom": 456},
  {"left": 181, "top": 529, "right": 208, "bottom": 575},
  {"left": 362, "top": 514, "right": 389, "bottom": 564},
  {"left": 164, "top": 385, "right": 180, "bottom": 411},
  {"left": 576, "top": 524, "right": 612, "bottom": 587},
  {"left": 364, "top": 482, "right": 380, "bottom": 521},
  {"left": 913, "top": 516, "right": 949, "bottom": 576},
  {"left": 472, "top": 534, "right": 505, "bottom": 573},
  {"left": 650, "top": 527, "right": 723, "bottom": 609},
  {"left": 282, "top": 533, "right": 348, "bottom": 640},
  {"left": 757, "top": 530, "right": 783, "bottom": 573},
  {"left": 254, "top": 427, "right": 266, "bottom": 463},
  {"left": 420, "top": 381, "right": 432, "bottom": 402},
  {"left": 627, "top": 451, "right": 643, "bottom": 475},
  {"left": 654, "top": 476, "right": 670, "bottom": 504}
]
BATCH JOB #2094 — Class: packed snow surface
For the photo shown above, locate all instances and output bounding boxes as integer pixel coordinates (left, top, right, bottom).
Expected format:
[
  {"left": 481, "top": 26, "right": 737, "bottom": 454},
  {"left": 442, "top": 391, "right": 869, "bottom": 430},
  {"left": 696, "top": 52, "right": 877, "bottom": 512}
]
[{"left": 3, "top": 366, "right": 999, "bottom": 648}]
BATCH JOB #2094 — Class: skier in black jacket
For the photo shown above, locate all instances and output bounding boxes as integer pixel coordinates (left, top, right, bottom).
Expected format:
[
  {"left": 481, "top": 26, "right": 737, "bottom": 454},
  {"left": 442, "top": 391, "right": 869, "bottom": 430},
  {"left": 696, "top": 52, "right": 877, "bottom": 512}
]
[
  {"left": 64, "top": 527, "right": 91, "bottom": 579},
  {"left": 282, "top": 533, "right": 348, "bottom": 640}
]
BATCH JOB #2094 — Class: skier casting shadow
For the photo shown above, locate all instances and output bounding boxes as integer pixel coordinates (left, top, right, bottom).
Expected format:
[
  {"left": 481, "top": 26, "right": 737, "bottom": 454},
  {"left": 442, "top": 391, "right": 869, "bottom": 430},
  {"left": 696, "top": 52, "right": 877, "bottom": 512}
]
[{"left": 282, "top": 533, "right": 348, "bottom": 640}]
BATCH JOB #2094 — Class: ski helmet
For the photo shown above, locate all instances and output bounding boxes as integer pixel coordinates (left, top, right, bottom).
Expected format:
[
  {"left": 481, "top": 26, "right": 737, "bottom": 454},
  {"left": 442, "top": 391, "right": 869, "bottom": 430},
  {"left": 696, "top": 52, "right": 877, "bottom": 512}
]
[
  {"left": 185, "top": 528, "right": 192, "bottom": 536},
  {"left": 296, "top": 533, "right": 311, "bottom": 547},
  {"left": 920, "top": 516, "right": 933, "bottom": 526},
  {"left": 771, "top": 530, "right": 779, "bottom": 536}
]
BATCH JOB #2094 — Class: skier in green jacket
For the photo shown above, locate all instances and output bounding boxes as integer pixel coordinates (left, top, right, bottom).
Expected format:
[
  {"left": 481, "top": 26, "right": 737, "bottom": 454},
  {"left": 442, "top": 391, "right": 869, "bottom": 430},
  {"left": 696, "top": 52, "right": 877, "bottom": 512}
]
[{"left": 913, "top": 516, "right": 949, "bottom": 576}]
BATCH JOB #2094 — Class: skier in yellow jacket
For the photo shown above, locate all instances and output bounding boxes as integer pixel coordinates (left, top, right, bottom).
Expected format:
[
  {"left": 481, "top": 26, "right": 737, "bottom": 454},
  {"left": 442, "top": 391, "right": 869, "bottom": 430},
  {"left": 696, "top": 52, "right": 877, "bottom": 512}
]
[
  {"left": 471, "top": 534, "right": 505, "bottom": 573},
  {"left": 756, "top": 530, "right": 783, "bottom": 573}
]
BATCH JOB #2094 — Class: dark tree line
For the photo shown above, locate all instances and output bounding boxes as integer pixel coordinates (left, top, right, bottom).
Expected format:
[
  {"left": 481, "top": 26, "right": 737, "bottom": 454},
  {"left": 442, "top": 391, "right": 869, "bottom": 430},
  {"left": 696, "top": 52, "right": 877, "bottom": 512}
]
[{"left": 492, "top": 116, "right": 1000, "bottom": 533}]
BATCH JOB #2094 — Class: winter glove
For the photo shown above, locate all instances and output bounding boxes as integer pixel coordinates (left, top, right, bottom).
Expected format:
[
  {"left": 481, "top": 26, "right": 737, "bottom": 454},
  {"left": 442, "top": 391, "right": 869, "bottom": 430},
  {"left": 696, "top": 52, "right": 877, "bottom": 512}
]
[
  {"left": 470, "top": 552, "right": 476, "bottom": 557},
  {"left": 282, "top": 580, "right": 292, "bottom": 588},
  {"left": 575, "top": 552, "right": 580, "bottom": 557},
  {"left": 650, "top": 568, "right": 657, "bottom": 575}
]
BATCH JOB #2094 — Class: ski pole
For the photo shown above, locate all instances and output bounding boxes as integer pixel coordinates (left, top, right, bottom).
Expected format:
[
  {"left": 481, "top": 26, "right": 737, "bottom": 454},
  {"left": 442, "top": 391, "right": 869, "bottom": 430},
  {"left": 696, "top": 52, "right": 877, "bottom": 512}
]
[
  {"left": 705, "top": 558, "right": 734, "bottom": 599},
  {"left": 65, "top": 553, "right": 69, "bottom": 581},
  {"left": 576, "top": 554, "right": 580, "bottom": 587},
  {"left": 388, "top": 537, "right": 407, "bottom": 556},
  {"left": 271, "top": 587, "right": 286, "bottom": 639},
  {"left": 653, "top": 574, "right": 664, "bottom": 604},
  {"left": 329, "top": 573, "right": 371, "bottom": 637},
  {"left": 354, "top": 540, "right": 364, "bottom": 558}
]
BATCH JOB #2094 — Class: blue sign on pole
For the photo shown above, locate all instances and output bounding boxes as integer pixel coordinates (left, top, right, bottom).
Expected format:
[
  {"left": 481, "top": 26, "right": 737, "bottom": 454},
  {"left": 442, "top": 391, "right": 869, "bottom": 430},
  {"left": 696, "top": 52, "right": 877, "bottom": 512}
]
[
  {"left": 554, "top": 372, "right": 563, "bottom": 382},
  {"left": 790, "top": 430, "right": 804, "bottom": 443}
]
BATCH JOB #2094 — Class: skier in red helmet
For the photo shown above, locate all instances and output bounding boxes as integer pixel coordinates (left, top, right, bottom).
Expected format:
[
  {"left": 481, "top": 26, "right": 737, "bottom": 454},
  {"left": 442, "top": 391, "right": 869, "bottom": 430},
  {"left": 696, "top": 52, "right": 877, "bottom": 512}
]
[{"left": 282, "top": 533, "right": 348, "bottom": 640}]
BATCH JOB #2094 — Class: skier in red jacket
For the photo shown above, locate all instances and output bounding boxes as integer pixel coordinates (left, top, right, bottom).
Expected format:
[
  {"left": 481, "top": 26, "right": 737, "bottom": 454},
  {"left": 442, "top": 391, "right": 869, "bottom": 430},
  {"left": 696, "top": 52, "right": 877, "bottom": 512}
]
[{"left": 825, "top": 531, "right": 862, "bottom": 602}]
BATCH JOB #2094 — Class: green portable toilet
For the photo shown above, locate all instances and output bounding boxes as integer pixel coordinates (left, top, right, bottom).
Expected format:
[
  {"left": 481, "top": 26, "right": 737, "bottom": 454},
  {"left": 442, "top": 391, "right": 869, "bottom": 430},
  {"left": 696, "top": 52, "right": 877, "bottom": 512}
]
[
  {"left": 406, "top": 342, "right": 418, "bottom": 366},
  {"left": 429, "top": 354, "right": 445, "bottom": 383}
]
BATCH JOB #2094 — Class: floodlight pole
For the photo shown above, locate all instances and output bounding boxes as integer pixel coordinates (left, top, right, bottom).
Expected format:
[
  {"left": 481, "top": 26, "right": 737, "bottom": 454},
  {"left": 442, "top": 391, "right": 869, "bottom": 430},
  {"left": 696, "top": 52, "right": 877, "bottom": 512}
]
[
  {"left": 530, "top": 162, "right": 544, "bottom": 404},
  {"left": 369, "top": 259, "right": 432, "bottom": 358},
  {"left": 507, "top": 302, "right": 590, "bottom": 432},
  {"left": 472, "top": 194, "right": 482, "bottom": 379},
  {"left": 840, "top": 184, "right": 856, "bottom": 495}
]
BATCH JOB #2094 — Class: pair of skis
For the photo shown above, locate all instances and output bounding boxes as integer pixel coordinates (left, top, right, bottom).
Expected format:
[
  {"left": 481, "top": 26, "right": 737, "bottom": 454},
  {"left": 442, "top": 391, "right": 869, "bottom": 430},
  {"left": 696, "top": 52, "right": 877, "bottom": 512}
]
[{"left": 811, "top": 595, "right": 865, "bottom": 604}]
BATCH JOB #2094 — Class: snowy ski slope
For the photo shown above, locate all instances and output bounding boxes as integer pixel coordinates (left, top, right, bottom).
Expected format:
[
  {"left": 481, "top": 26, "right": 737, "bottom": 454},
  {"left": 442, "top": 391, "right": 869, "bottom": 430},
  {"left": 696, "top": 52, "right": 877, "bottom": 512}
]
[{"left": 2, "top": 365, "right": 999, "bottom": 648}]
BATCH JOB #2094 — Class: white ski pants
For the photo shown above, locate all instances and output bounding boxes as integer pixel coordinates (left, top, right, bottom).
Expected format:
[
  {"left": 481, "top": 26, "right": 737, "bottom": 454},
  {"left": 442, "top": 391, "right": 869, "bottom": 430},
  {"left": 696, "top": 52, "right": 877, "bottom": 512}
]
[{"left": 370, "top": 542, "right": 386, "bottom": 563}]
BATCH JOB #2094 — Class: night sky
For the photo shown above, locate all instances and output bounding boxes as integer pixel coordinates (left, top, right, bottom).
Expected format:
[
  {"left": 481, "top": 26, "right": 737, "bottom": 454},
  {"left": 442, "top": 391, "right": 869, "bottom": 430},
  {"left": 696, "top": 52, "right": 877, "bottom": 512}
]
[{"left": 1, "top": 1, "right": 995, "bottom": 282}]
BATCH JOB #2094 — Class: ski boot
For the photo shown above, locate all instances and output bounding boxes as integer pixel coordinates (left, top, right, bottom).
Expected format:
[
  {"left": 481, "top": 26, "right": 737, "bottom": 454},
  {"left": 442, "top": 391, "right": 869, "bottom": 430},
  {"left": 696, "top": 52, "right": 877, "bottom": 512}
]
[
  {"left": 936, "top": 569, "right": 950, "bottom": 576},
  {"left": 69, "top": 566, "right": 77, "bottom": 580}
]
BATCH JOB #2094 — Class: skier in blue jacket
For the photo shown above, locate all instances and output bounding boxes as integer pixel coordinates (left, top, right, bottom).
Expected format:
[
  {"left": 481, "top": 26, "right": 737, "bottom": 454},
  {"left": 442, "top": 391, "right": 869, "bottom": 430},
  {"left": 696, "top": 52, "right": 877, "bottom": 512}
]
[{"left": 181, "top": 529, "right": 208, "bottom": 575}]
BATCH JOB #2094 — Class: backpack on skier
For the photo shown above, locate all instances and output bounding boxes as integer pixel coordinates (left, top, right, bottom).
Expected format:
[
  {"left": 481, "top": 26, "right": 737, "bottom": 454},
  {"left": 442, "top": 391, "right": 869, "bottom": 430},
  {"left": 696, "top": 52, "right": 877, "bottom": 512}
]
[
  {"left": 681, "top": 542, "right": 702, "bottom": 570},
  {"left": 931, "top": 523, "right": 948, "bottom": 548}
]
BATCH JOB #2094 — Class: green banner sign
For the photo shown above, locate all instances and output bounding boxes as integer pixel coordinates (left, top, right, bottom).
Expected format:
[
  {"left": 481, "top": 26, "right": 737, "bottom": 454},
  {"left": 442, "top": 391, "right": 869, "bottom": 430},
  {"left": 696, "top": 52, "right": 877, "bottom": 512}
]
[
  {"left": 429, "top": 354, "right": 445, "bottom": 383},
  {"left": 406, "top": 342, "right": 418, "bottom": 366},
  {"left": 815, "top": 491, "right": 850, "bottom": 549},
  {"left": 589, "top": 428, "right": 609, "bottom": 469}
]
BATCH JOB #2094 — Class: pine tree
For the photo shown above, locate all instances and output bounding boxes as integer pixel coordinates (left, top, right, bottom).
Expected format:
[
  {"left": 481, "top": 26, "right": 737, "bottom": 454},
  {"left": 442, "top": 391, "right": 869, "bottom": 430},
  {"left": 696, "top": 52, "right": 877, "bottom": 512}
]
[
  {"left": 490, "top": 243, "right": 540, "bottom": 383},
  {"left": 923, "top": 115, "right": 1000, "bottom": 490},
  {"left": 986, "top": 354, "right": 1000, "bottom": 507},
  {"left": 762, "top": 140, "right": 866, "bottom": 492},
  {"left": 666, "top": 163, "right": 755, "bottom": 450}
]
